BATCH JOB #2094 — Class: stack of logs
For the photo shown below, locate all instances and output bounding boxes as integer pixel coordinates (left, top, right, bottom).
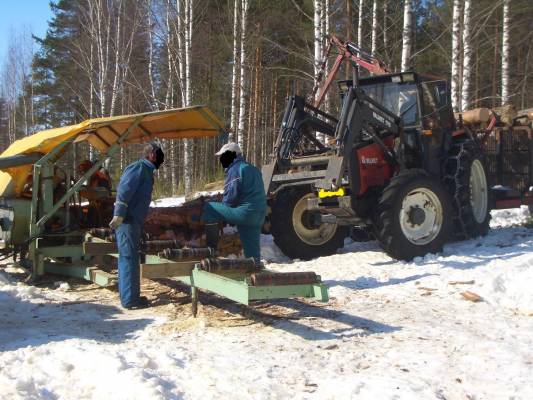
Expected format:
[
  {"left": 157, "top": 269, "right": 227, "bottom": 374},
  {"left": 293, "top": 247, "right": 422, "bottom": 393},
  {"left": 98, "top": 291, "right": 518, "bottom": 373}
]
[
  {"left": 89, "top": 194, "right": 243, "bottom": 257},
  {"left": 457, "top": 104, "right": 533, "bottom": 129}
]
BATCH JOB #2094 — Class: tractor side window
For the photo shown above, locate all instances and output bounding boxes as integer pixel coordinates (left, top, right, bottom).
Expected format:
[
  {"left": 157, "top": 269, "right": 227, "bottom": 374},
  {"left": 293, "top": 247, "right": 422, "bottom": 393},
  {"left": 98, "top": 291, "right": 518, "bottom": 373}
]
[{"left": 421, "top": 80, "right": 447, "bottom": 117}]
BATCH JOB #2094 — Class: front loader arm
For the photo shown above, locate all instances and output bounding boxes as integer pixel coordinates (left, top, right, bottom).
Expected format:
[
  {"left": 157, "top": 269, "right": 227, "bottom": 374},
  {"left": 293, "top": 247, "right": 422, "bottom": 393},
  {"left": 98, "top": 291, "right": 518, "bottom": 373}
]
[{"left": 316, "top": 87, "right": 402, "bottom": 191}]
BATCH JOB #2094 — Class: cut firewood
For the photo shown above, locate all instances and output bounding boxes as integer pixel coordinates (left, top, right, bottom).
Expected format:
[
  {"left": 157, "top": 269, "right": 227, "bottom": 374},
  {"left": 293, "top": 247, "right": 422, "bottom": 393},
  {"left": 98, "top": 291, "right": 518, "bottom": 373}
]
[{"left": 460, "top": 291, "right": 483, "bottom": 302}]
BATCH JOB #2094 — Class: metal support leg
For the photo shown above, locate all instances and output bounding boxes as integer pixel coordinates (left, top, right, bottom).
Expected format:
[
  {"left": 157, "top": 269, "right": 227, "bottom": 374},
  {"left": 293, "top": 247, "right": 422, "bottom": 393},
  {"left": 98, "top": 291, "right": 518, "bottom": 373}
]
[{"left": 191, "top": 285, "right": 198, "bottom": 317}]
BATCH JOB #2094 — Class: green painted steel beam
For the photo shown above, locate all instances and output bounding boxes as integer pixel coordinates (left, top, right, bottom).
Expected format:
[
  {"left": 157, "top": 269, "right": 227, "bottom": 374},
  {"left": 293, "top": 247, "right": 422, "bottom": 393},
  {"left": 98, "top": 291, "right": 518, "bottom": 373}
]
[
  {"left": 191, "top": 269, "right": 251, "bottom": 304},
  {"left": 37, "top": 244, "right": 84, "bottom": 258},
  {"left": 44, "top": 263, "right": 117, "bottom": 287}
]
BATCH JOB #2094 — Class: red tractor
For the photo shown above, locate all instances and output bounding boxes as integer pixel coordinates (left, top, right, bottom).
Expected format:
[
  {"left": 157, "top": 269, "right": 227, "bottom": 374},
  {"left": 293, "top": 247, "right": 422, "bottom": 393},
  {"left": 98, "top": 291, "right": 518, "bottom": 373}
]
[{"left": 262, "top": 36, "right": 530, "bottom": 261}]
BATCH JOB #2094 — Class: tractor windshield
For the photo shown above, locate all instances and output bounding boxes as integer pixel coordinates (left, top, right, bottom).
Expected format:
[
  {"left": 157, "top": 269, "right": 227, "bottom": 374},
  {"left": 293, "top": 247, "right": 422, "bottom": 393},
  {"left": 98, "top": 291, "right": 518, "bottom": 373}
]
[{"left": 362, "top": 82, "right": 419, "bottom": 127}]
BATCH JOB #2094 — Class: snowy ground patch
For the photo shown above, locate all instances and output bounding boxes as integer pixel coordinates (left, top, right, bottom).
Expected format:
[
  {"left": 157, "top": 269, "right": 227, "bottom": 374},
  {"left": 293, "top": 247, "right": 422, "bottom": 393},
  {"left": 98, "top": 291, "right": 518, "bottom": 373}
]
[{"left": 1, "top": 208, "right": 533, "bottom": 399}]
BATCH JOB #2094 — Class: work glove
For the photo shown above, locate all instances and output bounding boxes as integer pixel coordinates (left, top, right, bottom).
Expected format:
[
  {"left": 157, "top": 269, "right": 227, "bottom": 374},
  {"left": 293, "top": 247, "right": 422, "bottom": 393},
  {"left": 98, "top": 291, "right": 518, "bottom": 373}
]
[{"left": 109, "top": 216, "right": 124, "bottom": 230}]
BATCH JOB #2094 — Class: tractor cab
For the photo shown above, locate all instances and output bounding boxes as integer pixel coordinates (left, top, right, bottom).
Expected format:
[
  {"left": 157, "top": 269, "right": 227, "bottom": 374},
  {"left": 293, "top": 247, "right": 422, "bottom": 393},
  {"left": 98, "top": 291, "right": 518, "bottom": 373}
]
[{"left": 338, "top": 72, "right": 455, "bottom": 176}]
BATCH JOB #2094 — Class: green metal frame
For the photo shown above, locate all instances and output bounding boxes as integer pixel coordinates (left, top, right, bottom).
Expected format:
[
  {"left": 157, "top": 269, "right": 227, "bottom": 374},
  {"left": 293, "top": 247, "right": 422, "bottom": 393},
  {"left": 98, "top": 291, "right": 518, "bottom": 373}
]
[
  {"left": 29, "top": 116, "right": 143, "bottom": 279},
  {"left": 185, "top": 266, "right": 328, "bottom": 305}
]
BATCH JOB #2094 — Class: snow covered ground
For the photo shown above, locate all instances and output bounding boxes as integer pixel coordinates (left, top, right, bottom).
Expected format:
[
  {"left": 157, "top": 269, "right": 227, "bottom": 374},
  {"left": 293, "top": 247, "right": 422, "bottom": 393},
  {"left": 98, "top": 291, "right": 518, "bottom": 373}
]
[{"left": 1, "top": 208, "right": 533, "bottom": 399}]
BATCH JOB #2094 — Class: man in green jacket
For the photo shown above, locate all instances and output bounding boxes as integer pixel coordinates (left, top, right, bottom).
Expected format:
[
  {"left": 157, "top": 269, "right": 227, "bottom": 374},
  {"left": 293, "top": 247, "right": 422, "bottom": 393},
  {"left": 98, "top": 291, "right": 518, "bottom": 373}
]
[{"left": 202, "top": 142, "right": 266, "bottom": 261}]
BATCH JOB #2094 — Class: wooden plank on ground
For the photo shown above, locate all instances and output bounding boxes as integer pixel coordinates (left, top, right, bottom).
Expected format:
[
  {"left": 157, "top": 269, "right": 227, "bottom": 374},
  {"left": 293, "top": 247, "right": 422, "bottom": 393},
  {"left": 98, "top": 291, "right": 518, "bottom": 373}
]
[{"left": 141, "top": 261, "right": 196, "bottom": 279}]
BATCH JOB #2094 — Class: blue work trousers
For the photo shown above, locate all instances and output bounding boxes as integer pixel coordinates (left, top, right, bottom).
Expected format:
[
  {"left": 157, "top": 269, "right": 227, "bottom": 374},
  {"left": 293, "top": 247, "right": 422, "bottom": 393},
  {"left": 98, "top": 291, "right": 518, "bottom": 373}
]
[
  {"left": 116, "top": 222, "right": 142, "bottom": 307},
  {"left": 203, "top": 202, "right": 265, "bottom": 261}
]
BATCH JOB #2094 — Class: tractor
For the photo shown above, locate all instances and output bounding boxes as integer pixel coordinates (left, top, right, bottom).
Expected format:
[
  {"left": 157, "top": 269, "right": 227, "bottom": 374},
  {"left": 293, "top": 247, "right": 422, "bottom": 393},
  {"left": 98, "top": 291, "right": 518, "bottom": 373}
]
[{"left": 262, "top": 36, "right": 499, "bottom": 261}]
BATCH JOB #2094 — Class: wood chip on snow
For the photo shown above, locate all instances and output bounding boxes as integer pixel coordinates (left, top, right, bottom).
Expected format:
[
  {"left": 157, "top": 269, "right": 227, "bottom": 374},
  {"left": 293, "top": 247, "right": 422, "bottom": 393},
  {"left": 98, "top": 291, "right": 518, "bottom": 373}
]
[{"left": 460, "top": 291, "right": 484, "bottom": 302}]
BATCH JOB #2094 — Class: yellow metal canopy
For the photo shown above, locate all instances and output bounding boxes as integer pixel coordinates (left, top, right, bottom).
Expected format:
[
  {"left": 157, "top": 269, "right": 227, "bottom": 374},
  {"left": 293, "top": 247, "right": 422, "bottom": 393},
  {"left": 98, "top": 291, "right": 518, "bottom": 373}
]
[{"left": 0, "top": 106, "right": 225, "bottom": 197}]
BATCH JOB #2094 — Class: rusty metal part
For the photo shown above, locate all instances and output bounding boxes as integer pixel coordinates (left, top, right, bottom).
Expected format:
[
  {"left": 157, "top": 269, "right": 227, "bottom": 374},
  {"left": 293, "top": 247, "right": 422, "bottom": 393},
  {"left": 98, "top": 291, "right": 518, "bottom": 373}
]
[
  {"left": 159, "top": 247, "right": 215, "bottom": 261},
  {"left": 142, "top": 239, "right": 182, "bottom": 253},
  {"left": 89, "top": 228, "right": 113, "bottom": 238},
  {"left": 199, "top": 257, "right": 261, "bottom": 273},
  {"left": 250, "top": 272, "right": 319, "bottom": 286}
]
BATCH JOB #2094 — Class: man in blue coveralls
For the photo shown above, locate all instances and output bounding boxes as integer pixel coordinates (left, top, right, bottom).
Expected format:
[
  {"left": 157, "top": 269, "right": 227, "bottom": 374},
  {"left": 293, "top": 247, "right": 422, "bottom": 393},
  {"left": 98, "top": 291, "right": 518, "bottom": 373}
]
[
  {"left": 202, "top": 142, "right": 266, "bottom": 261},
  {"left": 109, "top": 142, "right": 165, "bottom": 309}
]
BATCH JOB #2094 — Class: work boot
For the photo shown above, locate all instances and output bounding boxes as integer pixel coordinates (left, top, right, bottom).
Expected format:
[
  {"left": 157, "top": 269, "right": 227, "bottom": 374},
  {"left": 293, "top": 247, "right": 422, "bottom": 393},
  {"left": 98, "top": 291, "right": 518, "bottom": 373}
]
[
  {"left": 124, "top": 296, "right": 150, "bottom": 310},
  {"left": 205, "top": 223, "right": 220, "bottom": 250}
]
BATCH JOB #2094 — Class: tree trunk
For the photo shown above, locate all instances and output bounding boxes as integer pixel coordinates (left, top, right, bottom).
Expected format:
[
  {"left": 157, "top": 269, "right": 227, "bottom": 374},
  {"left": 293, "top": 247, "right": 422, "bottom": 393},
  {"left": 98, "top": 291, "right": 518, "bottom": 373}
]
[
  {"left": 183, "top": 0, "right": 194, "bottom": 195},
  {"left": 383, "top": 0, "right": 388, "bottom": 64},
  {"left": 357, "top": 0, "right": 364, "bottom": 48},
  {"left": 371, "top": 0, "right": 378, "bottom": 56},
  {"left": 346, "top": 0, "right": 353, "bottom": 79},
  {"left": 313, "top": 0, "right": 323, "bottom": 88},
  {"left": 451, "top": 0, "right": 462, "bottom": 112},
  {"left": 237, "top": 0, "right": 249, "bottom": 147},
  {"left": 461, "top": 0, "right": 472, "bottom": 111},
  {"left": 501, "top": 0, "right": 511, "bottom": 105},
  {"left": 401, "top": 0, "right": 413, "bottom": 71},
  {"left": 230, "top": 0, "right": 240, "bottom": 141}
]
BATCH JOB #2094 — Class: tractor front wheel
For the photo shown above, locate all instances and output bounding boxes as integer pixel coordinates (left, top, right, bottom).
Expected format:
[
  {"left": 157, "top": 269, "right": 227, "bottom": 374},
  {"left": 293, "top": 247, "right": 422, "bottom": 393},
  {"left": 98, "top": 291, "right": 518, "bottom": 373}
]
[
  {"left": 373, "top": 170, "right": 452, "bottom": 260},
  {"left": 270, "top": 187, "right": 347, "bottom": 260}
]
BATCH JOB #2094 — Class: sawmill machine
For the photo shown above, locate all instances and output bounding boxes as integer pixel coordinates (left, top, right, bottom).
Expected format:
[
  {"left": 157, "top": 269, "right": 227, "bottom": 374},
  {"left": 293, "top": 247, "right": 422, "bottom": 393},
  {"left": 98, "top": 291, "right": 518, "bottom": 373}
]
[
  {"left": 263, "top": 35, "right": 533, "bottom": 261},
  {"left": 0, "top": 107, "right": 329, "bottom": 315}
]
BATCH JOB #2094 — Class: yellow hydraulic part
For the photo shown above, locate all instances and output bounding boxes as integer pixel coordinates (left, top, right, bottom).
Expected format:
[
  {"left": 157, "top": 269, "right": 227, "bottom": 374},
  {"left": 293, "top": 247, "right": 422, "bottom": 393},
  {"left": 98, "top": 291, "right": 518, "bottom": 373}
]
[{"left": 318, "top": 187, "right": 345, "bottom": 198}]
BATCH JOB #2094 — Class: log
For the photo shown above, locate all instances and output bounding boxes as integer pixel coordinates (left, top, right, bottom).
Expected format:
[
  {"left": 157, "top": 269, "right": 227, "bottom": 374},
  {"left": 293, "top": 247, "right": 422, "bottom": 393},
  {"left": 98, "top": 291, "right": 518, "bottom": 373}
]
[
  {"left": 492, "top": 103, "right": 517, "bottom": 126},
  {"left": 456, "top": 108, "right": 491, "bottom": 126}
]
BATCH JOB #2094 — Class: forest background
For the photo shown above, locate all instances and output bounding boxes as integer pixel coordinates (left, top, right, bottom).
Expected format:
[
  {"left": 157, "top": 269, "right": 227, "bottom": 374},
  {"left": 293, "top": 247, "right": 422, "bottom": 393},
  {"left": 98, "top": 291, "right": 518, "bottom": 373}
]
[{"left": 0, "top": 0, "right": 532, "bottom": 196}]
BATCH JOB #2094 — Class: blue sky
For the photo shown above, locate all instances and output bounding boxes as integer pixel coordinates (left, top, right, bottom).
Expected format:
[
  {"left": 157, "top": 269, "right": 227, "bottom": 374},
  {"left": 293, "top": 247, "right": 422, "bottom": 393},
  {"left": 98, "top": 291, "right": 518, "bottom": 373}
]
[{"left": 0, "top": 0, "right": 53, "bottom": 59}]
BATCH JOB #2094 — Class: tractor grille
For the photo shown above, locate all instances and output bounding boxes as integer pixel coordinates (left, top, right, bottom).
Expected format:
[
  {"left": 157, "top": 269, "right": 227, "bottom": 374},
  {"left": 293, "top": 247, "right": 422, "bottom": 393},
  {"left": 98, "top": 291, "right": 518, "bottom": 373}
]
[{"left": 484, "top": 127, "right": 533, "bottom": 193}]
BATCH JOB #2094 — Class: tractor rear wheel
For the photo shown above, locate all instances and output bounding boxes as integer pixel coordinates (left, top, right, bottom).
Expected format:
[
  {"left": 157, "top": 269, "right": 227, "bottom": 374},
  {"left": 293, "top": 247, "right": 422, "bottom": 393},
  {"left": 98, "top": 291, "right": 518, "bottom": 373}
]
[
  {"left": 443, "top": 141, "right": 491, "bottom": 239},
  {"left": 373, "top": 170, "right": 452, "bottom": 260},
  {"left": 270, "top": 187, "right": 347, "bottom": 260}
]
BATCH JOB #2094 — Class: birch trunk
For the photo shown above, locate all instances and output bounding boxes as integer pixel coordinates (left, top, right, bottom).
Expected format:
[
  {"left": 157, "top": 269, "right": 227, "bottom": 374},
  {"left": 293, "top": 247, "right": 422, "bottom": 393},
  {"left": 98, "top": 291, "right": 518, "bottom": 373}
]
[
  {"left": 147, "top": 0, "right": 158, "bottom": 110},
  {"left": 501, "top": 0, "right": 511, "bottom": 105},
  {"left": 451, "top": 0, "right": 462, "bottom": 112},
  {"left": 401, "top": 0, "right": 413, "bottom": 71},
  {"left": 371, "top": 0, "right": 378, "bottom": 56},
  {"left": 357, "top": 0, "right": 364, "bottom": 48},
  {"left": 230, "top": 0, "right": 240, "bottom": 141},
  {"left": 461, "top": 0, "right": 472, "bottom": 111},
  {"left": 164, "top": 0, "right": 173, "bottom": 109},
  {"left": 383, "top": 0, "right": 388, "bottom": 62},
  {"left": 109, "top": 1, "right": 122, "bottom": 117},
  {"left": 314, "top": 0, "right": 323, "bottom": 88},
  {"left": 237, "top": 0, "right": 249, "bottom": 147},
  {"left": 183, "top": 0, "right": 194, "bottom": 195},
  {"left": 322, "top": 0, "right": 330, "bottom": 116},
  {"left": 176, "top": 0, "right": 186, "bottom": 106}
]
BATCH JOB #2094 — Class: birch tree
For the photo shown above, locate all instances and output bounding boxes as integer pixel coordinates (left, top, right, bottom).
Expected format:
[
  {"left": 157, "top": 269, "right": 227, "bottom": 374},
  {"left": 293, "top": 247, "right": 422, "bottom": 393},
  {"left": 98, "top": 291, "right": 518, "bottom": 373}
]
[
  {"left": 357, "top": 0, "right": 364, "bottom": 48},
  {"left": 371, "top": 0, "right": 378, "bottom": 56},
  {"left": 451, "top": 0, "right": 462, "bottom": 112},
  {"left": 237, "top": 0, "right": 249, "bottom": 148},
  {"left": 183, "top": 0, "right": 194, "bottom": 195},
  {"left": 461, "top": 0, "right": 472, "bottom": 111},
  {"left": 314, "top": 0, "right": 323, "bottom": 88},
  {"left": 383, "top": 0, "right": 388, "bottom": 60},
  {"left": 230, "top": 0, "right": 240, "bottom": 141},
  {"left": 401, "top": 0, "right": 413, "bottom": 71},
  {"left": 501, "top": 0, "right": 511, "bottom": 105}
]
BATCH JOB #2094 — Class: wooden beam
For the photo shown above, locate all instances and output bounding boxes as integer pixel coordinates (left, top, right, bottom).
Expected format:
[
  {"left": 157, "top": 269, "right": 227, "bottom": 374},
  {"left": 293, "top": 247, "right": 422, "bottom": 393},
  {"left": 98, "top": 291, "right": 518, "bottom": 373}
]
[{"left": 141, "top": 261, "right": 196, "bottom": 279}]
